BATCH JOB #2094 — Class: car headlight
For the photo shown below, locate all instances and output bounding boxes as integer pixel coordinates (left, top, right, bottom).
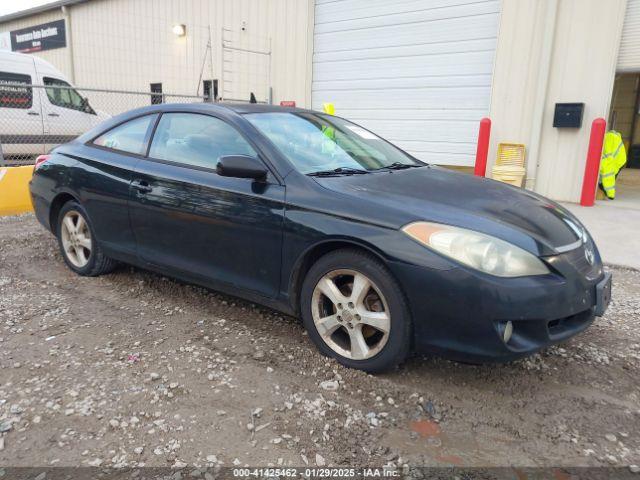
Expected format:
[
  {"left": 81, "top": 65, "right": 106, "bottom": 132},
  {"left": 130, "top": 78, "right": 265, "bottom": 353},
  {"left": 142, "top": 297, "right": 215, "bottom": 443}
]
[{"left": 402, "top": 221, "right": 549, "bottom": 277}]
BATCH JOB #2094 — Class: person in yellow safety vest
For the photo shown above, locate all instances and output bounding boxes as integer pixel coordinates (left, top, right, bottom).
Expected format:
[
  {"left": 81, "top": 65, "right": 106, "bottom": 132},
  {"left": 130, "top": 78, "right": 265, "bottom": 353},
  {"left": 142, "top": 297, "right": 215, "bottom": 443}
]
[
  {"left": 321, "top": 102, "right": 337, "bottom": 154},
  {"left": 323, "top": 103, "right": 335, "bottom": 115},
  {"left": 599, "top": 130, "right": 627, "bottom": 200}
]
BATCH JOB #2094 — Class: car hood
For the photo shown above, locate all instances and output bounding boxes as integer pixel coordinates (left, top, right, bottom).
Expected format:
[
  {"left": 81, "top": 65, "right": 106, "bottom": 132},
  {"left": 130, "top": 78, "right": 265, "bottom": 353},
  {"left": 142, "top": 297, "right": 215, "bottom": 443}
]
[{"left": 312, "top": 166, "right": 585, "bottom": 256}]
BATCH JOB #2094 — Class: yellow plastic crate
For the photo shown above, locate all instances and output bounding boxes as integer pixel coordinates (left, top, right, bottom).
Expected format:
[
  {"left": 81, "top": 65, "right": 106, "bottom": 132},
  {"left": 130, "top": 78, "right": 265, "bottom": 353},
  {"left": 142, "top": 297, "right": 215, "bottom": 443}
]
[
  {"left": 496, "top": 143, "right": 526, "bottom": 167},
  {"left": 492, "top": 164, "right": 525, "bottom": 187}
]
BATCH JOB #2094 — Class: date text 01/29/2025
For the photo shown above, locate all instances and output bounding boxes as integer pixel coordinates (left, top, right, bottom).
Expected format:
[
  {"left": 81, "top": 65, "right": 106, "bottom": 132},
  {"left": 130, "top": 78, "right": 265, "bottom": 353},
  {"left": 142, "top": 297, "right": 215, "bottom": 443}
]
[{"left": 232, "top": 467, "right": 401, "bottom": 478}]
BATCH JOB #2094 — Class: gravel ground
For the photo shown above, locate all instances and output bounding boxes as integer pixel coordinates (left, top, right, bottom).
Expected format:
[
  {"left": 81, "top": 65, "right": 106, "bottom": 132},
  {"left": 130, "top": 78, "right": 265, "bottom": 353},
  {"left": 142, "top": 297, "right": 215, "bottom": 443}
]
[{"left": 0, "top": 214, "right": 639, "bottom": 470}]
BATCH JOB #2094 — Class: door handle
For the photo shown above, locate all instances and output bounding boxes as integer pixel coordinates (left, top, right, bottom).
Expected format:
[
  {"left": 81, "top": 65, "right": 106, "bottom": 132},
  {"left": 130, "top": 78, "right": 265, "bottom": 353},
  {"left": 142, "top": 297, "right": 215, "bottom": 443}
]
[
  {"left": 48, "top": 113, "right": 60, "bottom": 117},
  {"left": 27, "top": 111, "right": 40, "bottom": 116},
  {"left": 132, "top": 180, "right": 153, "bottom": 194}
]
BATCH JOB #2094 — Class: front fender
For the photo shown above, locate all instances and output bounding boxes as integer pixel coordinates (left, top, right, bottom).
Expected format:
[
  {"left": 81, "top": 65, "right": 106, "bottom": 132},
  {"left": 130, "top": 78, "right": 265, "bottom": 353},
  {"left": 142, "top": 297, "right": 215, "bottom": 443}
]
[{"left": 279, "top": 205, "right": 455, "bottom": 311}]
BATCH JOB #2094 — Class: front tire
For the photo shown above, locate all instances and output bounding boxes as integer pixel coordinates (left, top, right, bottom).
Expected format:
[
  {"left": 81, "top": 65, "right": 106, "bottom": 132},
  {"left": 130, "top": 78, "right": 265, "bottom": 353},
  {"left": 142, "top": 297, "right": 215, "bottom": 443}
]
[
  {"left": 56, "top": 201, "right": 117, "bottom": 276},
  {"left": 300, "top": 249, "right": 412, "bottom": 373}
]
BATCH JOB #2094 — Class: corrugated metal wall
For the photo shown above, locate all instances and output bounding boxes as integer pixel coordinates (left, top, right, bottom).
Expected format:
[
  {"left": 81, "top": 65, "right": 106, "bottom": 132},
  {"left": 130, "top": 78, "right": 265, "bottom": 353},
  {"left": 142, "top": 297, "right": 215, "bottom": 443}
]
[
  {"left": 0, "top": 0, "right": 313, "bottom": 106},
  {"left": 311, "top": 0, "right": 501, "bottom": 167},
  {"left": 618, "top": 0, "right": 640, "bottom": 72}
]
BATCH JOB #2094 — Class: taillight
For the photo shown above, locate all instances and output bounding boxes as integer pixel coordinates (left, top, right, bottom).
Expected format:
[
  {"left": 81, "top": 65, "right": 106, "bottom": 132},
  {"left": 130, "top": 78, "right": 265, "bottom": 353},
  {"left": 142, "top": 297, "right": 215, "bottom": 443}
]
[{"left": 34, "top": 154, "right": 51, "bottom": 171}]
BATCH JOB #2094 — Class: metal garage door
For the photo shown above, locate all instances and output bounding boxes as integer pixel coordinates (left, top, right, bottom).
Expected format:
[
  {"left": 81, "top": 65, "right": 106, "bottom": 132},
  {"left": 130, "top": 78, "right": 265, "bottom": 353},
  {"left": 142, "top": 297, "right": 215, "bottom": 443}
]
[
  {"left": 618, "top": 0, "right": 640, "bottom": 71},
  {"left": 312, "top": 0, "right": 501, "bottom": 166}
]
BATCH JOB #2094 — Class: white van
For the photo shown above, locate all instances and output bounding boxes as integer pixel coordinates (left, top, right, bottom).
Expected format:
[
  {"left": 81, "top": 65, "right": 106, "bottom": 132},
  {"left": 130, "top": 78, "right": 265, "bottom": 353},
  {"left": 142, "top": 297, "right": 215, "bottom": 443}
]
[{"left": 0, "top": 51, "right": 109, "bottom": 162}]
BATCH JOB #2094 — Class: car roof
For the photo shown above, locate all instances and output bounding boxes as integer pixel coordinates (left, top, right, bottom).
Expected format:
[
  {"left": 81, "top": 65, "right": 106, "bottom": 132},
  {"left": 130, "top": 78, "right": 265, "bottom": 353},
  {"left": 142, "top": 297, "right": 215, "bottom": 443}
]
[
  {"left": 220, "top": 103, "right": 315, "bottom": 114},
  {"left": 74, "top": 101, "right": 319, "bottom": 145},
  {"left": 124, "top": 102, "right": 316, "bottom": 116}
]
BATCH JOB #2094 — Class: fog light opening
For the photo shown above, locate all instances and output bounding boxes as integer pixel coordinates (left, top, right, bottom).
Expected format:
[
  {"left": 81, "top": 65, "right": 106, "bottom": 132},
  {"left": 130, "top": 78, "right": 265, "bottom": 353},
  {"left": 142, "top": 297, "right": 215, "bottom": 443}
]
[{"left": 502, "top": 321, "right": 513, "bottom": 344}]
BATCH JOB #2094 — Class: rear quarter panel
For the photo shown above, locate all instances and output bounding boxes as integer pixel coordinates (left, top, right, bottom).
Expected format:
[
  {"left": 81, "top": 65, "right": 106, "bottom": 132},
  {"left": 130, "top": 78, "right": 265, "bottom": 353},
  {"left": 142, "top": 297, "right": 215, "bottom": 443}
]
[{"left": 30, "top": 151, "right": 78, "bottom": 231}]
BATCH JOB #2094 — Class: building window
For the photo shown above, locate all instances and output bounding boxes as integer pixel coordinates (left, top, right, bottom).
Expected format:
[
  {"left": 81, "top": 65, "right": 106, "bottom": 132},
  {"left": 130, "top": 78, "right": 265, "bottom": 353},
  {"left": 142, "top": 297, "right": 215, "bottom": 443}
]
[
  {"left": 203, "top": 79, "right": 218, "bottom": 102},
  {"left": 150, "top": 83, "right": 163, "bottom": 105}
]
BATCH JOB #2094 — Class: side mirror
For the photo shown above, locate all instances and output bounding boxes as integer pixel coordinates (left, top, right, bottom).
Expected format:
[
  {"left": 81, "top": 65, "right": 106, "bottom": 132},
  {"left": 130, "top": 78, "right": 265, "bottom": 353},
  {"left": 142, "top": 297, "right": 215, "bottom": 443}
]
[
  {"left": 216, "top": 155, "right": 268, "bottom": 180},
  {"left": 81, "top": 97, "right": 94, "bottom": 114}
]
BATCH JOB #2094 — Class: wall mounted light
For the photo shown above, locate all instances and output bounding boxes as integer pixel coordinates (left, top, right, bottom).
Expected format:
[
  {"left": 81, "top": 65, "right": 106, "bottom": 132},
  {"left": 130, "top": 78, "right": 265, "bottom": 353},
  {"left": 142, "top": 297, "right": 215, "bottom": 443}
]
[{"left": 172, "top": 24, "right": 186, "bottom": 37}]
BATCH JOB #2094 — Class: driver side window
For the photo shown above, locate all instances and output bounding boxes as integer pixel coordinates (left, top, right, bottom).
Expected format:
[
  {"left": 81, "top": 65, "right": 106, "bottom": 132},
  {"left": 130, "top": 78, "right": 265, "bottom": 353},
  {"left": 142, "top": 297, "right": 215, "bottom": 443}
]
[
  {"left": 149, "top": 113, "right": 257, "bottom": 170},
  {"left": 44, "top": 77, "right": 94, "bottom": 114}
]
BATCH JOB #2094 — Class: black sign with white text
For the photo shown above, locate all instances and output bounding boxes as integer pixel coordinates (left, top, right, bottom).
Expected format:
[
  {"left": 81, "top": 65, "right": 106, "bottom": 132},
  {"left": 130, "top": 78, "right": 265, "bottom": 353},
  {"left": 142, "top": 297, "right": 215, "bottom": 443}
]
[{"left": 10, "top": 19, "right": 66, "bottom": 53}]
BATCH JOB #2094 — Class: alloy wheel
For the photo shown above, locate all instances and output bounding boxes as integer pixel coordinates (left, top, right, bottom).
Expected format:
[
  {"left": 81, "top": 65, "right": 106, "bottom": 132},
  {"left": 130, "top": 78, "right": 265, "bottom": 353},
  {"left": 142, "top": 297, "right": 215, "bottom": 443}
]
[
  {"left": 311, "top": 269, "right": 391, "bottom": 360},
  {"left": 60, "top": 210, "right": 92, "bottom": 268}
]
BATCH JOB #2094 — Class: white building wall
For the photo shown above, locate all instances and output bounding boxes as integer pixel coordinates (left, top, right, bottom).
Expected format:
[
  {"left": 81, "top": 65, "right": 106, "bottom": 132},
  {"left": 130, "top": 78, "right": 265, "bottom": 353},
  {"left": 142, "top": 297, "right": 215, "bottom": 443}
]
[
  {"left": 488, "top": 0, "right": 627, "bottom": 203},
  {"left": 0, "top": 0, "right": 313, "bottom": 106},
  {"left": 0, "top": 9, "right": 71, "bottom": 78}
]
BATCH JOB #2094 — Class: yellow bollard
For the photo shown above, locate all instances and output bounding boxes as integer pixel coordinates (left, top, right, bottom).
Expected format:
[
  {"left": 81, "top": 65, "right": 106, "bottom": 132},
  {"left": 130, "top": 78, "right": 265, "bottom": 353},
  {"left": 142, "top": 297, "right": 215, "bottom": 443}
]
[{"left": 0, "top": 166, "right": 35, "bottom": 216}]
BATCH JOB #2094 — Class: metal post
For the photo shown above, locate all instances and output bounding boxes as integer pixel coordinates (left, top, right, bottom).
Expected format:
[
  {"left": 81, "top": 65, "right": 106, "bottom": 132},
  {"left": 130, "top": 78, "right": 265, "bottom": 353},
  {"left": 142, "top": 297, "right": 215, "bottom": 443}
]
[
  {"left": 61, "top": 5, "right": 76, "bottom": 83},
  {"left": 474, "top": 118, "right": 491, "bottom": 177},
  {"left": 268, "top": 37, "right": 272, "bottom": 104},
  {"left": 628, "top": 76, "right": 640, "bottom": 147},
  {"left": 0, "top": 142, "right": 5, "bottom": 168},
  {"left": 220, "top": 27, "right": 225, "bottom": 101},
  {"left": 208, "top": 24, "right": 215, "bottom": 100},
  {"left": 580, "top": 118, "right": 607, "bottom": 206}
]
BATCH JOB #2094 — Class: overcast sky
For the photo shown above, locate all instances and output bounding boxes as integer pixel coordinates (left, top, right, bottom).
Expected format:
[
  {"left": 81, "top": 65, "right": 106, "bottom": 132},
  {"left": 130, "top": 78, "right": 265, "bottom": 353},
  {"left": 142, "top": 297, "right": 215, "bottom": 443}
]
[{"left": 0, "top": 0, "right": 58, "bottom": 17}]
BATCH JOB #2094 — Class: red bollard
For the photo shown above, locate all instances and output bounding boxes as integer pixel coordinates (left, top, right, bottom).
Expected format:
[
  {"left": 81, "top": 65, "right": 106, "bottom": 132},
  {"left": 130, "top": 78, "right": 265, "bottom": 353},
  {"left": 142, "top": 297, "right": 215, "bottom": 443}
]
[
  {"left": 580, "top": 118, "right": 606, "bottom": 206},
  {"left": 474, "top": 118, "right": 491, "bottom": 177}
]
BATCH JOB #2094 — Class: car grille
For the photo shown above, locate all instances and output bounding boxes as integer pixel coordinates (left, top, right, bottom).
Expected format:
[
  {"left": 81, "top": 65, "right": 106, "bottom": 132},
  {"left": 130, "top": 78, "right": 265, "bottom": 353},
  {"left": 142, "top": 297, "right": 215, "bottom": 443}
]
[{"left": 561, "top": 242, "right": 601, "bottom": 281}]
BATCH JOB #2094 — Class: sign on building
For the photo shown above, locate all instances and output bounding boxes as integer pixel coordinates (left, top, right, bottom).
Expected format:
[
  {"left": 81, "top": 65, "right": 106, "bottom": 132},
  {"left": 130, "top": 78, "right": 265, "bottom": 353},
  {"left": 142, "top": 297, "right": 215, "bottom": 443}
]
[{"left": 9, "top": 19, "right": 66, "bottom": 53}]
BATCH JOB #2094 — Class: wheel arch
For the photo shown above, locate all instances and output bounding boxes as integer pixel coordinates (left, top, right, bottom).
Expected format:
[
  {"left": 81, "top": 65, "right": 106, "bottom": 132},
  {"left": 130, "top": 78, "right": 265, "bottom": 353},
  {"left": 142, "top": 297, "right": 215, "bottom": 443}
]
[
  {"left": 288, "top": 237, "right": 390, "bottom": 315},
  {"left": 49, "top": 191, "right": 80, "bottom": 235}
]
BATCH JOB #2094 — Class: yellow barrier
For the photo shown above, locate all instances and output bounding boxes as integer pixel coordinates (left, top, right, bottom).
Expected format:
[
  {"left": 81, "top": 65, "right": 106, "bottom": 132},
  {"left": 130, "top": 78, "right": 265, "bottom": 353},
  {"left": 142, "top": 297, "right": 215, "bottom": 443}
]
[{"left": 0, "top": 166, "right": 35, "bottom": 216}]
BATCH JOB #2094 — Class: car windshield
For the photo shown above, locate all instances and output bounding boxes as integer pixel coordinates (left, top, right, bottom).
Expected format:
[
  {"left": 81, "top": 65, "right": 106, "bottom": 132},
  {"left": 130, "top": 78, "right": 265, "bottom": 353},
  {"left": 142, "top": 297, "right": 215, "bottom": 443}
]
[{"left": 245, "top": 112, "right": 423, "bottom": 174}]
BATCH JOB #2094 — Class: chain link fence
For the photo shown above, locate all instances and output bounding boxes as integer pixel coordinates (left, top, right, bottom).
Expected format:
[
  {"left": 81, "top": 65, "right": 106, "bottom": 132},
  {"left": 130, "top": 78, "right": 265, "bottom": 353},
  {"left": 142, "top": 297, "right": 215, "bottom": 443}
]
[{"left": 0, "top": 82, "right": 211, "bottom": 166}]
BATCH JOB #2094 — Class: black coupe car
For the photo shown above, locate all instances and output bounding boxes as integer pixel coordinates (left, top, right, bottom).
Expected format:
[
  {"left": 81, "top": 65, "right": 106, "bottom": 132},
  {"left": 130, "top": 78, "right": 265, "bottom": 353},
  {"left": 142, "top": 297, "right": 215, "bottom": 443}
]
[{"left": 29, "top": 103, "right": 612, "bottom": 372}]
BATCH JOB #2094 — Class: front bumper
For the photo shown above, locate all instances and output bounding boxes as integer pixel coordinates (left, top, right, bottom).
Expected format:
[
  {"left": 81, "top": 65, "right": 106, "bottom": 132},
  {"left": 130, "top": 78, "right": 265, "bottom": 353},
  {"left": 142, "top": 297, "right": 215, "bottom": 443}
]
[{"left": 388, "top": 246, "right": 608, "bottom": 363}]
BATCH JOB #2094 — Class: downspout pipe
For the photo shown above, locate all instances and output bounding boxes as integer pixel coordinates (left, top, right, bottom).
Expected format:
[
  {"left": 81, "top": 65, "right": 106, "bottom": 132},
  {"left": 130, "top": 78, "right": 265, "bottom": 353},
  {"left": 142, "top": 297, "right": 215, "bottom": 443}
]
[
  {"left": 525, "top": 0, "right": 559, "bottom": 190},
  {"left": 61, "top": 5, "right": 75, "bottom": 83}
]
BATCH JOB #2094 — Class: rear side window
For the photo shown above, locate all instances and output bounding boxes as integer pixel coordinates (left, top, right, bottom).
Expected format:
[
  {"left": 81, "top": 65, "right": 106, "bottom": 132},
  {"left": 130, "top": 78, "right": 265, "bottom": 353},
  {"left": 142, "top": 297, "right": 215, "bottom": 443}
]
[
  {"left": 149, "top": 113, "right": 257, "bottom": 169},
  {"left": 93, "top": 114, "right": 157, "bottom": 155},
  {"left": 0, "top": 71, "right": 33, "bottom": 109}
]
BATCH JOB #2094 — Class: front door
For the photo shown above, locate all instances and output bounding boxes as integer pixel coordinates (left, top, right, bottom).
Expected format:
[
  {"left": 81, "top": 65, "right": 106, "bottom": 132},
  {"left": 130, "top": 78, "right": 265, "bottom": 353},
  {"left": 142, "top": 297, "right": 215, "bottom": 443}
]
[
  {"left": 39, "top": 76, "right": 99, "bottom": 151},
  {"left": 128, "top": 112, "right": 285, "bottom": 298}
]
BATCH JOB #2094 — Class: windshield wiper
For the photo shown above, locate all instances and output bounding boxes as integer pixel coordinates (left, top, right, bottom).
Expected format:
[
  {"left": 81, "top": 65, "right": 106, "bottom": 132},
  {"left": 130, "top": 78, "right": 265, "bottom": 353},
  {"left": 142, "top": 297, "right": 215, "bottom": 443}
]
[
  {"left": 307, "top": 167, "right": 370, "bottom": 177},
  {"left": 373, "top": 162, "right": 423, "bottom": 171}
]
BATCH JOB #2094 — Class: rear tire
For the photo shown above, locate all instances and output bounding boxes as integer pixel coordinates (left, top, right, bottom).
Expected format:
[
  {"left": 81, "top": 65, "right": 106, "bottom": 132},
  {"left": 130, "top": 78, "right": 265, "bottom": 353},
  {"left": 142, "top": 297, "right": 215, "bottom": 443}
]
[
  {"left": 300, "top": 249, "right": 412, "bottom": 373},
  {"left": 56, "top": 201, "right": 117, "bottom": 276}
]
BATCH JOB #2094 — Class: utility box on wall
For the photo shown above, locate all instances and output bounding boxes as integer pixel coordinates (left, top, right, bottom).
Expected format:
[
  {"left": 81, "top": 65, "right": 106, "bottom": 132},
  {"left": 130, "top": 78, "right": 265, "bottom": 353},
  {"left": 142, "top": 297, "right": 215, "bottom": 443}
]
[{"left": 553, "top": 103, "right": 585, "bottom": 128}]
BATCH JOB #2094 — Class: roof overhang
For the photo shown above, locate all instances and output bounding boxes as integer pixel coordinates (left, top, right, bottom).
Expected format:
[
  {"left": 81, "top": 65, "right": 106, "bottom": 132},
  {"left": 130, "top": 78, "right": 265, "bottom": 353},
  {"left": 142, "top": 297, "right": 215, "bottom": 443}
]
[{"left": 0, "top": 0, "right": 91, "bottom": 25}]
